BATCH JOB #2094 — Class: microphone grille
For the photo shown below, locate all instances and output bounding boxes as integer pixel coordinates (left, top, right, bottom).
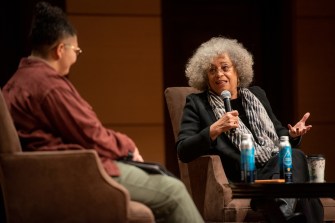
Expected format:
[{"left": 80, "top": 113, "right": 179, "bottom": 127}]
[{"left": 221, "top": 90, "right": 231, "bottom": 99}]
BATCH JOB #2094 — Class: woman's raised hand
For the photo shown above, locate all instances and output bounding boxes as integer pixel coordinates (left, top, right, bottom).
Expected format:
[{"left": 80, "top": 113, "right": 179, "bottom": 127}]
[{"left": 288, "top": 112, "right": 312, "bottom": 138}]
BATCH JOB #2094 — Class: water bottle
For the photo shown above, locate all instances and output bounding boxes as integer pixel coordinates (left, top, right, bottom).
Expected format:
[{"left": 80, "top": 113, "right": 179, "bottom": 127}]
[
  {"left": 241, "top": 133, "right": 256, "bottom": 183},
  {"left": 279, "top": 136, "right": 293, "bottom": 183}
]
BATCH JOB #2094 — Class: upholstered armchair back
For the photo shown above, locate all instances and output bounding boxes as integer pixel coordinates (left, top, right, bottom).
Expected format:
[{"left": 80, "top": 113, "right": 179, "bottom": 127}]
[{"left": 0, "top": 91, "right": 21, "bottom": 154}]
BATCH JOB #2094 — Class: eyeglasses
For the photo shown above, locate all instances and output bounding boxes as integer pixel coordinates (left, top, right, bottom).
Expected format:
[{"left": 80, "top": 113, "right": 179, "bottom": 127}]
[
  {"left": 64, "top": 43, "right": 83, "bottom": 56},
  {"left": 208, "top": 64, "right": 233, "bottom": 75}
]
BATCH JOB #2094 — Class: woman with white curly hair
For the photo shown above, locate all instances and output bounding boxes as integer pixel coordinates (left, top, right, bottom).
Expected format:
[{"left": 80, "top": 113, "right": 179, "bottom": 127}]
[{"left": 177, "top": 36, "right": 323, "bottom": 223}]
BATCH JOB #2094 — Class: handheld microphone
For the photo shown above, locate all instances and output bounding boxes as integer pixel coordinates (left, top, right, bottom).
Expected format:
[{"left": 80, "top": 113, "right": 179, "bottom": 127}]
[
  {"left": 220, "top": 90, "right": 236, "bottom": 133},
  {"left": 220, "top": 90, "right": 232, "bottom": 112}
]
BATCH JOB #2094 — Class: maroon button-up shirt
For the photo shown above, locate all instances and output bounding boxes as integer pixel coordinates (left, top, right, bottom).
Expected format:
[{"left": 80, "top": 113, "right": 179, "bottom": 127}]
[{"left": 2, "top": 57, "right": 135, "bottom": 176}]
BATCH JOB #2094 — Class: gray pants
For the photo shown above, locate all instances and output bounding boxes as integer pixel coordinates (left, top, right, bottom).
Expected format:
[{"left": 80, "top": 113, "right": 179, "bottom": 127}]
[{"left": 113, "top": 162, "right": 204, "bottom": 223}]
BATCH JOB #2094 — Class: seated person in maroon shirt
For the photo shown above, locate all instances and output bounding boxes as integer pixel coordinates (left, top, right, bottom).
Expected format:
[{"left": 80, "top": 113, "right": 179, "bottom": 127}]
[{"left": 2, "top": 2, "right": 203, "bottom": 223}]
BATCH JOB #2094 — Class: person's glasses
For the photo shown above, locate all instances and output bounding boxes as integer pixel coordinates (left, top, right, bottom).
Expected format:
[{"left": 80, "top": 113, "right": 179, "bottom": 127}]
[
  {"left": 208, "top": 64, "right": 233, "bottom": 75},
  {"left": 64, "top": 43, "right": 83, "bottom": 56}
]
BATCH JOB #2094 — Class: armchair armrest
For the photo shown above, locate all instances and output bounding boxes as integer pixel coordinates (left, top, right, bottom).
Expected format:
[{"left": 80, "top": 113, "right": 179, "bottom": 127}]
[
  {"left": 0, "top": 150, "right": 129, "bottom": 222},
  {"left": 180, "top": 155, "right": 233, "bottom": 220}
]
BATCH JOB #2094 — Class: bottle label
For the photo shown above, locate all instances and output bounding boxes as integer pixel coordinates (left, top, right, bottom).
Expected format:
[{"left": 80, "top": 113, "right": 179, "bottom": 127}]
[
  {"left": 283, "top": 149, "right": 292, "bottom": 167},
  {"left": 241, "top": 147, "right": 256, "bottom": 183},
  {"left": 281, "top": 146, "right": 292, "bottom": 168},
  {"left": 279, "top": 145, "right": 293, "bottom": 183}
]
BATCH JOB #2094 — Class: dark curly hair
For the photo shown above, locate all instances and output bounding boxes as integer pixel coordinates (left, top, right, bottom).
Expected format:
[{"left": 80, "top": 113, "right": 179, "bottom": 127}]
[{"left": 30, "top": 1, "right": 76, "bottom": 56}]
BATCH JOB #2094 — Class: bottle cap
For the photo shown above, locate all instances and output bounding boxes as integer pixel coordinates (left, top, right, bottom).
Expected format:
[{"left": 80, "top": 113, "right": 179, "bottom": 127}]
[{"left": 280, "top": 136, "right": 289, "bottom": 141}]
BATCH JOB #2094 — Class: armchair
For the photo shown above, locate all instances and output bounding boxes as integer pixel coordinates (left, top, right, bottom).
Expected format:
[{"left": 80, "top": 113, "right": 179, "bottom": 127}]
[
  {"left": 164, "top": 86, "right": 335, "bottom": 223},
  {"left": 0, "top": 90, "right": 154, "bottom": 223}
]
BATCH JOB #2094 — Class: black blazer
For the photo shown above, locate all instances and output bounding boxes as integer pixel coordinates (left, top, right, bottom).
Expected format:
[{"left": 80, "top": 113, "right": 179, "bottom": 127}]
[{"left": 177, "top": 86, "right": 300, "bottom": 182}]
